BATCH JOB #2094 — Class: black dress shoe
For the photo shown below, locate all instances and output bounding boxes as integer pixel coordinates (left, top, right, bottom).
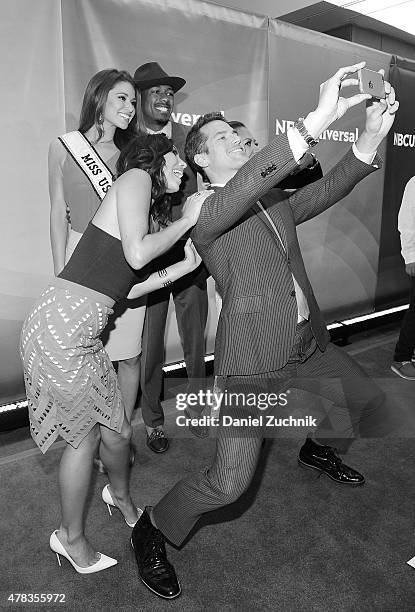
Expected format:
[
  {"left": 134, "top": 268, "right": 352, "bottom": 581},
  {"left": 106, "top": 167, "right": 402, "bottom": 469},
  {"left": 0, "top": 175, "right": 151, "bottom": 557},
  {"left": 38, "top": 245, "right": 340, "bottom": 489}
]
[
  {"left": 146, "top": 428, "right": 169, "bottom": 453},
  {"left": 131, "top": 507, "right": 181, "bottom": 599},
  {"left": 298, "top": 437, "right": 365, "bottom": 485}
]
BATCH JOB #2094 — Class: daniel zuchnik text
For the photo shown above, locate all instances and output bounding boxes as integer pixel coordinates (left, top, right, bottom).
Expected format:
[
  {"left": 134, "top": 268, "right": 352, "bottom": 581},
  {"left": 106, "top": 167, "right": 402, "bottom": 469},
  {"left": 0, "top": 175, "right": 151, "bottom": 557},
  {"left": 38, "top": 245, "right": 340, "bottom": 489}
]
[
  {"left": 175, "top": 390, "right": 317, "bottom": 428},
  {"left": 176, "top": 414, "right": 318, "bottom": 428}
]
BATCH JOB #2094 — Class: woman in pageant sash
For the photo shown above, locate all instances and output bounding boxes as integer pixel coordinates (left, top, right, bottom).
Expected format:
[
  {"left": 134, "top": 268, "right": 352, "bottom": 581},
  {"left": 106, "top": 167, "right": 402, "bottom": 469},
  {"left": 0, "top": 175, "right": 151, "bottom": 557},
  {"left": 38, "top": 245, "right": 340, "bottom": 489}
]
[{"left": 48, "top": 69, "right": 147, "bottom": 468}]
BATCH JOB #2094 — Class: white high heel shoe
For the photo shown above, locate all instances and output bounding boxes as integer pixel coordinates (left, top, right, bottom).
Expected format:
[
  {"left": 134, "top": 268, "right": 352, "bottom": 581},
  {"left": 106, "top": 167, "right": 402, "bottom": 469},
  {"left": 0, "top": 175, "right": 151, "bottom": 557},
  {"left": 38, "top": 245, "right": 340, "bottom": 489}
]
[
  {"left": 49, "top": 531, "right": 117, "bottom": 574},
  {"left": 101, "top": 484, "right": 143, "bottom": 528}
]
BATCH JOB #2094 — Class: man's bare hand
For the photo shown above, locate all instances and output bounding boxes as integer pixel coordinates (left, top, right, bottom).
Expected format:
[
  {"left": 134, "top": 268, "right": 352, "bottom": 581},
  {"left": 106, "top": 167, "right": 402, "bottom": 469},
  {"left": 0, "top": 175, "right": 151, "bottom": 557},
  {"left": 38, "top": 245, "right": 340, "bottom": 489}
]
[
  {"left": 363, "top": 75, "right": 399, "bottom": 141},
  {"left": 304, "top": 62, "right": 371, "bottom": 138},
  {"left": 405, "top": 262, "right": 415, "bottom": 277}
]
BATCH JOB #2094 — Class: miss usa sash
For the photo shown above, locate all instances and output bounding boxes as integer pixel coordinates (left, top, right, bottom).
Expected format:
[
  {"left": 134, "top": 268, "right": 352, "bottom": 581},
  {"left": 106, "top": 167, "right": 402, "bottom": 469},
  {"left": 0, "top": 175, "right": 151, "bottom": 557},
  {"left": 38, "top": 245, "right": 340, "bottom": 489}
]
[{"left": 59, "top": 131, "right": 114, "bottom": 200}]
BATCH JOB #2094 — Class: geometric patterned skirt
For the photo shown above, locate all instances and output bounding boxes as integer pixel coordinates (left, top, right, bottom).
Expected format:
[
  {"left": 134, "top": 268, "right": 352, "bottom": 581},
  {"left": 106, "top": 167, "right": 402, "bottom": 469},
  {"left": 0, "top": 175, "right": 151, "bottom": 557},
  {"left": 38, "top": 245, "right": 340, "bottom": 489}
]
[{"left": 19, "top": 279, "right": 125, "bottom": 453}]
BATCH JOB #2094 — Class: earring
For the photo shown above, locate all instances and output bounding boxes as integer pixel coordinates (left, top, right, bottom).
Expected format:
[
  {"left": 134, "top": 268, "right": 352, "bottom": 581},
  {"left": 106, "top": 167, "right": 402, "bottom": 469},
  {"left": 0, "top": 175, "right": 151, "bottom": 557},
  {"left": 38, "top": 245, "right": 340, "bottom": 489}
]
[{"left": 98, "top": 113, "right": 103, "bottom": 124}]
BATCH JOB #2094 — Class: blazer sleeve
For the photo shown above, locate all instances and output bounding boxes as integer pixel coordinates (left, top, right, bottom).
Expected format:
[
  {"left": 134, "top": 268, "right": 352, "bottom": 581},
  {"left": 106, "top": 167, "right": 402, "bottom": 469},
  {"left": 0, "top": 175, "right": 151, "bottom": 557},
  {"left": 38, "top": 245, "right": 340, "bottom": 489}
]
[
  {"left": 286, "top": 147, "right": 382, "bottom": 226},
  {"left": 192, "top": 134, "right": 300, "bottom": 245}
]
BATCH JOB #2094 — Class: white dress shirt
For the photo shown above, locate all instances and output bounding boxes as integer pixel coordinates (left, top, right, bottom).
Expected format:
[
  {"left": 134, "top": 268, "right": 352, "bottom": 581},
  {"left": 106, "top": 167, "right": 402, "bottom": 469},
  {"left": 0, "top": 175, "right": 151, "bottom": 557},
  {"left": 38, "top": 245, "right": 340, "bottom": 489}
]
[
  {"left": 398, "top": 176, "right": 415, "bottom": 264},
  {"left": 146, "top": 121, "right": 172, "bottom": 138}
]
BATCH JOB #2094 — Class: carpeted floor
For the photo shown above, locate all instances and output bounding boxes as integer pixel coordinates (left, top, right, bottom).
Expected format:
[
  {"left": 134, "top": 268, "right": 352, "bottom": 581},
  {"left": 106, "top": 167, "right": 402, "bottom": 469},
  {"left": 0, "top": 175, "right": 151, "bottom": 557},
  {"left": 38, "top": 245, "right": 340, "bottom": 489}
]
[{"left": 1, "top": 326, "right": 415, "bottom": 611}]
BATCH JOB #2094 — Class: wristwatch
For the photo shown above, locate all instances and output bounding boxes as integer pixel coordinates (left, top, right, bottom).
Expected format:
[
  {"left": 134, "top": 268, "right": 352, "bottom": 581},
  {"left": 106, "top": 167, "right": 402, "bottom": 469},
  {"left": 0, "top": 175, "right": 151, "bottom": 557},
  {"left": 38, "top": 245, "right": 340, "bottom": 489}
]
[{"left": 294, "top": 117, "right": 319, "bottom": 148}]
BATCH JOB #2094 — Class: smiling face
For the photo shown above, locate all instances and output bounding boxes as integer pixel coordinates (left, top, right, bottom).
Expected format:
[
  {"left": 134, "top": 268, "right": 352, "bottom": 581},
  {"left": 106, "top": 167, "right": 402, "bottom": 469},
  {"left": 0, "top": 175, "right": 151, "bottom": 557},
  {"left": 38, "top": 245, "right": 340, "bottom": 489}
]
[
  {"left": 236, "top": 126, "right": 259, "bottom": 158},
  {"left": 102, "top": 81, "right": 136, "bottom": 132},
  {"left": 141, "top": 85, "right": 174, "bottom": 131},
  {"left": 162, "top": 149, "right": 186, "bottom": 193},
  {"left": 194, "top": 120, "right": 248, "bottom": 184}
]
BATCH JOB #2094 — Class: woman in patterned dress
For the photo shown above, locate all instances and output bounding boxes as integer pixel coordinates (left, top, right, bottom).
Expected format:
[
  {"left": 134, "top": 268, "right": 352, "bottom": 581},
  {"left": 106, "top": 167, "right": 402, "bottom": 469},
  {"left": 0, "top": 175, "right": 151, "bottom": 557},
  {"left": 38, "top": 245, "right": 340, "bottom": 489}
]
[{"left": 20, "top": 133, "right": 210, "bottom": 573}]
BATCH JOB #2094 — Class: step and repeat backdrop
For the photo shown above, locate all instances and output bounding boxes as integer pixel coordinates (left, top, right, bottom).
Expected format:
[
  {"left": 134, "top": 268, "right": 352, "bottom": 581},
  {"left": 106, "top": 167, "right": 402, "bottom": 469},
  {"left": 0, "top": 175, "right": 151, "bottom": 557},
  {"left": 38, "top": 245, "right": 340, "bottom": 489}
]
[
  {"left": 1, "top": 0, "right": 414, "bottom": 405},
  {"left": 375, "top": 55, "right": 415, "bottom": 310}
]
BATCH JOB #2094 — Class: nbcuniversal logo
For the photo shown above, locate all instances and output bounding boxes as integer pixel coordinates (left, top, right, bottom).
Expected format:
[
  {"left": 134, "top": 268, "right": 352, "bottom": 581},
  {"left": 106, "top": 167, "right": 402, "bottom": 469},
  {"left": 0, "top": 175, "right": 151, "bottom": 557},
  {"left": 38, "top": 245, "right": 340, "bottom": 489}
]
[
  {"left": 275, "top": 118, "right": 359, "bottom": 143},
  {"left": 393, "top": 132, "right": 415, "bottom": 147}
]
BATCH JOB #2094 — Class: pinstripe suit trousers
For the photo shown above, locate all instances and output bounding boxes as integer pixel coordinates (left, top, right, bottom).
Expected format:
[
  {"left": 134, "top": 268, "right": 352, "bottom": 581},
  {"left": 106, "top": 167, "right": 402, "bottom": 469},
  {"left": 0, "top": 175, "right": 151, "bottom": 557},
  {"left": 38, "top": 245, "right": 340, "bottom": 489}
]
[{"left": 153, "top": 322, "right": 387, "bottom": 546}]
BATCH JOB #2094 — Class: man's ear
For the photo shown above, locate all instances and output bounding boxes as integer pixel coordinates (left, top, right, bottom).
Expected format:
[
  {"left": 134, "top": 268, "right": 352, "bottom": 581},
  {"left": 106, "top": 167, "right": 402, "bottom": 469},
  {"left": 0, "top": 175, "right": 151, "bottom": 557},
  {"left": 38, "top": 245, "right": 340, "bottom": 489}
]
[{"left": 194, "top": 152, "right": 208, "bottom": 169}]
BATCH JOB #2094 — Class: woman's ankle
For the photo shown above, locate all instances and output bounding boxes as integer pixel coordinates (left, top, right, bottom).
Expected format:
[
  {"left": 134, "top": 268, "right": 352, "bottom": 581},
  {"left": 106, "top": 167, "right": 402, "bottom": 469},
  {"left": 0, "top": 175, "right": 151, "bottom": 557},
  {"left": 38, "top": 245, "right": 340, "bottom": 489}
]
[
  {"left": 108, "top": 484, "right": 131, "bottom": 505},
  {"left": 58, "top": 526, "right": 85, "bottom": 546}
]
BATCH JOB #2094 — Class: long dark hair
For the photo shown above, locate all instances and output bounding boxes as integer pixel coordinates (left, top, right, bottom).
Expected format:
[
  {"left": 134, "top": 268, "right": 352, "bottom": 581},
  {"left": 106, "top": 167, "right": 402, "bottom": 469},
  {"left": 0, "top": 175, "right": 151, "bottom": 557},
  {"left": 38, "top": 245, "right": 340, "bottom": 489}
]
[
  {"left": 116, "top": 133, "right": 175, "bottom": 226},
  {"left": 78, "top": 69, "right": 145, "bottom": 150}
]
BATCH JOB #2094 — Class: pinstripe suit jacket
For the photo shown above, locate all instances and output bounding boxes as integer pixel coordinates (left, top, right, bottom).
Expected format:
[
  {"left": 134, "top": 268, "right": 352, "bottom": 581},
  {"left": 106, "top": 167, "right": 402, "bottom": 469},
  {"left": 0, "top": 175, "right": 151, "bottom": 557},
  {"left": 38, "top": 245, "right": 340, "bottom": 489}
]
[{"left": 191, "top": 134, "right": 381, "bottom": 376}]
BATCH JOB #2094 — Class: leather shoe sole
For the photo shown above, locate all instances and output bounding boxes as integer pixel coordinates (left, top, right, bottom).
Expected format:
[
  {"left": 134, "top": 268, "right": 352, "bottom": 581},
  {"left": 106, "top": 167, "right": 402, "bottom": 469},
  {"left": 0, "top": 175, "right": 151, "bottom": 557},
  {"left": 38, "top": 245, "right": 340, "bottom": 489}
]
[
  {"left": 130, "top": 538, "right": 181, "bottom": 599},
  {"left": 146, "top": 440, "right": 169, "bottom": 453},
  {"left": 298, "top": 457, "right": 365, "bottom": 486},
  {"left": 146, "top": 433, "right": 169, "bottom": 454}
]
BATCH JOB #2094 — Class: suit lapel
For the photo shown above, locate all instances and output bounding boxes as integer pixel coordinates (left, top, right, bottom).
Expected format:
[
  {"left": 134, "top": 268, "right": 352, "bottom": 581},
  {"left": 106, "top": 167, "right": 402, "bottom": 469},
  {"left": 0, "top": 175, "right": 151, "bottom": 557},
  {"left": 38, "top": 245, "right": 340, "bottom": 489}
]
[
  {"left": 253, "top": 198, "right": 288, "bottom": 257},
  {"left": 209, "top": 186, "right": 288, "bottom": 258}
]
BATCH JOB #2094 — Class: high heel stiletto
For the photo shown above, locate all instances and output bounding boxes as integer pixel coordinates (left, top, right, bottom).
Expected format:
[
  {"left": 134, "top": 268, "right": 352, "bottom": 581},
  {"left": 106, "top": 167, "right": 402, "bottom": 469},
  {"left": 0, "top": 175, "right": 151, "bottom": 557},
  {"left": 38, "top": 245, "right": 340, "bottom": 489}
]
[
  {"left": 102, "top": 484, "right": 142, "bottom": 528},
  {"left": 49, "top": 531, "right": 117, "bottom": 574}
]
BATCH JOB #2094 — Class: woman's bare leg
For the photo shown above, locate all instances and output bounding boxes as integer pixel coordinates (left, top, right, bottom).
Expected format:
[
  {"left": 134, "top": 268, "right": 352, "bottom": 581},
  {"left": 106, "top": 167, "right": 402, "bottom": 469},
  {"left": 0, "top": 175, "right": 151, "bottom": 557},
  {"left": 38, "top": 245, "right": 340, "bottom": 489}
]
[
  {"left": 95, "top": 355, "right": 140, "bottom": 473},
  {"left": 99, "top": 418, "right": 139, "bottom": 525},
  {"left": 117, "top": 354, "right": 141, "bottom": 422},
  {"left": 57, "top": 425, "right": 101, "bottom": 566}
]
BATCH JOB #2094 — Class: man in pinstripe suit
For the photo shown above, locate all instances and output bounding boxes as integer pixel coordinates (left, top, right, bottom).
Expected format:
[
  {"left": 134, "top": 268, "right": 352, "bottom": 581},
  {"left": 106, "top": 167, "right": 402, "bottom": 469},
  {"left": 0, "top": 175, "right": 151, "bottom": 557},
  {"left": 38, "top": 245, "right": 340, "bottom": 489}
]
[{"left": 131, "top": 63, "right": 399, "bottom": 600}]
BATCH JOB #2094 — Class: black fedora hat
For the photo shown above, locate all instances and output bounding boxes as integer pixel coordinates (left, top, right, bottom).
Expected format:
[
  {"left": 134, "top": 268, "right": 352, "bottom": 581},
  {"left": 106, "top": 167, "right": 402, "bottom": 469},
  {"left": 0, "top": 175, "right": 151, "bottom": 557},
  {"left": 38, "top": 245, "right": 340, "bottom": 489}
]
[{"left": 133, "top": 62, "right": 186, "bottom": 93}]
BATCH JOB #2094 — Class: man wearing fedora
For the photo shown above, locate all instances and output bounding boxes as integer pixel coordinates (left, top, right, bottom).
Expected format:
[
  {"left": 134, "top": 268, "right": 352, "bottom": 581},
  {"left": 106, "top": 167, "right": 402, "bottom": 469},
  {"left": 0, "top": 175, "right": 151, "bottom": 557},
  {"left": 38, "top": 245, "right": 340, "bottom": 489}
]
[{"left": 133, "top": 62, "right": 209, "bottom": 453}]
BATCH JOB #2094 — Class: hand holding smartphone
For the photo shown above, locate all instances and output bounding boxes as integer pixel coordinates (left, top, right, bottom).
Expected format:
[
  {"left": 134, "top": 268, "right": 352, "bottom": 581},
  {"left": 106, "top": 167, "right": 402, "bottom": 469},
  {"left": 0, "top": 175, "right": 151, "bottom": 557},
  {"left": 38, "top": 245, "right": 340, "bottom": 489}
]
[{"left": 358, "top": 68, "right": 386, "bottom": 99}]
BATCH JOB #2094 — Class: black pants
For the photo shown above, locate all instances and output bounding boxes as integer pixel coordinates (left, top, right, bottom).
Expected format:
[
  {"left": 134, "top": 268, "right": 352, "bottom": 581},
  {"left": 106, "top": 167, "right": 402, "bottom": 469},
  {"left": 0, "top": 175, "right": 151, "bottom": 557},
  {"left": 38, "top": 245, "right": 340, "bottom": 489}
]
[
  {"left": 393, "top": 276, "right": 415, "bottom": 362},
  {"left": 140, "top": 273, "right": 208, "bottom": 428},
  {"left": 153, "top": 321, "right": 387, "bottom": 546}
]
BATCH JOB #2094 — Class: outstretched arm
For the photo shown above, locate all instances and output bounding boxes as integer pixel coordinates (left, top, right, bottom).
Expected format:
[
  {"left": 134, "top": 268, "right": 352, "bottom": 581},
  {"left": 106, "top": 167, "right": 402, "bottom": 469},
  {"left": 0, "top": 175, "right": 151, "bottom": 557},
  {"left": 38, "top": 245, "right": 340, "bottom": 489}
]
[
  {"left": 288, "top": 75, "right": 398, "bottom": 225},
  {"left": 115, "top": 168, "right": 211, "bottom": 270},
  {"left": 48, "top": 139, "right": 69, "bottom": 275},
  {"left": 193, "top": 62, "right": 372, "bottom": 245},
  {"left": 287, "top": 148, "right": 380, "bottom": 225},
  {"left": 192, "top": 135, "right": 299, "bottom": 244}
]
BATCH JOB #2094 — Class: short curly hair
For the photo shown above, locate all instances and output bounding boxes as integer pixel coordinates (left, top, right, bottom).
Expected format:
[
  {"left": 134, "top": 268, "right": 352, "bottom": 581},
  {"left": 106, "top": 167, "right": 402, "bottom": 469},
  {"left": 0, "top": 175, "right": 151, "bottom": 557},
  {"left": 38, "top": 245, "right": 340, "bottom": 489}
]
[{"left": 116, "top": 133, "right": 175, "bottom": 226}]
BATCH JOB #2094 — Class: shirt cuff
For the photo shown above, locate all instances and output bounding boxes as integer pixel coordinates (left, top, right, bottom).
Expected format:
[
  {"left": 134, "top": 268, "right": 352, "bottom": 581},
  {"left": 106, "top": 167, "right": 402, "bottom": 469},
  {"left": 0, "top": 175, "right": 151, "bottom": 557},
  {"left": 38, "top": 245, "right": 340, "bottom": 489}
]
[
  {"left": 352, "top": 142, "right": 376, "bottom": 165},
  {"left": 287, "top": 126, "right": 309, "bottom": 163}
]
